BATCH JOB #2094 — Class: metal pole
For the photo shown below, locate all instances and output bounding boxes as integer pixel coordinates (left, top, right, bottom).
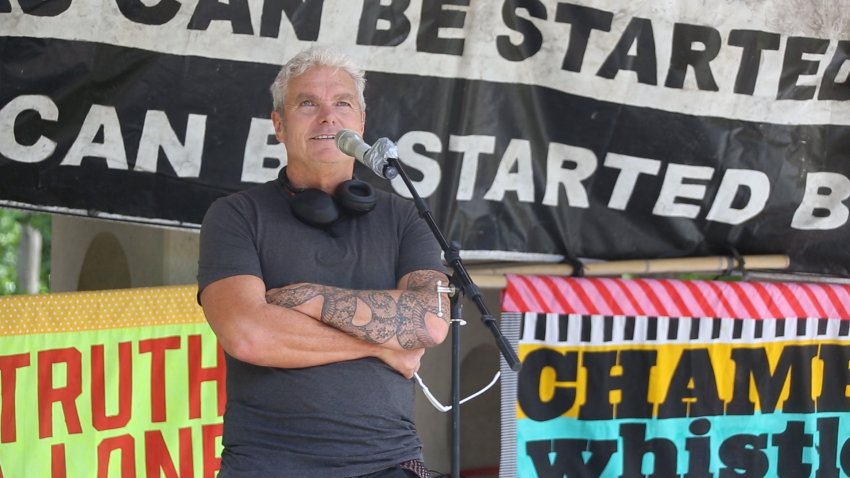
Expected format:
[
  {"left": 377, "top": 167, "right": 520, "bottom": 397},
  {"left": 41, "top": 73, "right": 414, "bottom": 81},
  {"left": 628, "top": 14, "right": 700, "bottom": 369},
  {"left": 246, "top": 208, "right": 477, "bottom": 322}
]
[
  {"left": 16, "top": 223, "right": 42, "bottom": 294},
  {"left": 450, "top": 297, "right": 462, "bottom": 478}
]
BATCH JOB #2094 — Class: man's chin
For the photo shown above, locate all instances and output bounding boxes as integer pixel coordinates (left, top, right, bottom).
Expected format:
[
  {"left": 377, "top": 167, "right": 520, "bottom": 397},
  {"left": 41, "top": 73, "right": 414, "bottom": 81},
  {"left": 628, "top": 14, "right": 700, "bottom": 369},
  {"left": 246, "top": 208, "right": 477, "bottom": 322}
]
[{"left": 309, "top": 153, "right": 355, "bottom": 166}]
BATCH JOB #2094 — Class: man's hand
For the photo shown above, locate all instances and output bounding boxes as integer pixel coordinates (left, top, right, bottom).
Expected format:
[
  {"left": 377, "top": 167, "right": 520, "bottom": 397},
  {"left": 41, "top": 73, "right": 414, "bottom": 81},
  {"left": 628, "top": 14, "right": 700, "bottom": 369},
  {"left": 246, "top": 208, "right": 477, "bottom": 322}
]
[{"left": 377, "top": 347, "right": 425, "bottom": 379}]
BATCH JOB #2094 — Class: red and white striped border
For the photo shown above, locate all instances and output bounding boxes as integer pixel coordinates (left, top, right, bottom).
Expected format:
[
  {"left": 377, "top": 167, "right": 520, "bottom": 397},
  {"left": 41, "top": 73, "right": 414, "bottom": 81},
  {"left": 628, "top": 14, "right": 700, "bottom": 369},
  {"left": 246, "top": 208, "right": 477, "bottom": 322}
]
[{"left": 501, "top": 276, "right": 850, "bottom": 319}]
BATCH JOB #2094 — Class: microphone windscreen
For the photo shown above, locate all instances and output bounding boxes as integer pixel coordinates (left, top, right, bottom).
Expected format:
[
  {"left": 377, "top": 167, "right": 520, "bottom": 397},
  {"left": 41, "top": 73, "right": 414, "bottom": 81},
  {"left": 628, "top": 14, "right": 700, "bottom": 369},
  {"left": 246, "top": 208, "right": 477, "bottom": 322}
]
[{"left": 335, "top": 129, "right": 368, "bottom": 160}]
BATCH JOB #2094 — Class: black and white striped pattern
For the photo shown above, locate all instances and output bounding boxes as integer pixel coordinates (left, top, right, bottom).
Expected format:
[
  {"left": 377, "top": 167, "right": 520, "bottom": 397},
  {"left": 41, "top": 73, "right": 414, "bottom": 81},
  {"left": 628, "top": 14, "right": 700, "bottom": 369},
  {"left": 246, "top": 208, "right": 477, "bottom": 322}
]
[
  {"left": 518, "top": 313, "right": 850, "bottom": 346},
  {"left": 498, "top": 312, "right": 522, "bottom": 478}
]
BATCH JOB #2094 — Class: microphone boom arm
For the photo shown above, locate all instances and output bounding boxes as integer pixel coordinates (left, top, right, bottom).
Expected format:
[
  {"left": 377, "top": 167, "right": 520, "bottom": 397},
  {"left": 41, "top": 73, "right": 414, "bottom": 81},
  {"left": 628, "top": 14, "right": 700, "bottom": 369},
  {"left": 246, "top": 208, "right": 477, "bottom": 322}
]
[
  {"left": 386, "top": 156, "right": 521, "bottom": 372},
  {"left": 384, "top": 154, "right": 521, "bottom": 478}
]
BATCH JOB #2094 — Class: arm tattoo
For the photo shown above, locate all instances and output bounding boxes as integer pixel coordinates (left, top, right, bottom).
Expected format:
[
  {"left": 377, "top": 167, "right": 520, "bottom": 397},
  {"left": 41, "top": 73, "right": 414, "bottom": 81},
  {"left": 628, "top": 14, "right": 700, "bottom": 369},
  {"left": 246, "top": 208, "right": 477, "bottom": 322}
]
[
  {"left": 323, "top": 291, "right": 397, "bottom": 344},
  {"left": 395, "top": 270, "right": 447, "bottom": 348},
  {"left": 265, "top": 284, "right": 322, "bottom": 308},
  {"left": 265, "top": 270, "right": 448, "bottom": 349},
  {"left": 396, "top": 292, "right": 433, "bottom": 349}
]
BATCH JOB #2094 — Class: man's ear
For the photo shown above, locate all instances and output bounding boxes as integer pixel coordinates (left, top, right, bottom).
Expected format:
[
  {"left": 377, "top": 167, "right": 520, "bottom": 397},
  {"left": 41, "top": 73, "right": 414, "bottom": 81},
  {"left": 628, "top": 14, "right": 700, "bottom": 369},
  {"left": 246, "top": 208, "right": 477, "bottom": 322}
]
[{"left": 272, "top": 111, "right": 285, "bottom": 143}]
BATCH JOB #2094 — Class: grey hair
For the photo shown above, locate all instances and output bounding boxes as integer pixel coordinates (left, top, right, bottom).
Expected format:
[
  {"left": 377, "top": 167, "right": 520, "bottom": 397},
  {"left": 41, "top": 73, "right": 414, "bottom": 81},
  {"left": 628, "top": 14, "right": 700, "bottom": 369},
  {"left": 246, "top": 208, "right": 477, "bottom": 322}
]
[{"left": 270, "top": 46, "right": 366, "bottom": 116}]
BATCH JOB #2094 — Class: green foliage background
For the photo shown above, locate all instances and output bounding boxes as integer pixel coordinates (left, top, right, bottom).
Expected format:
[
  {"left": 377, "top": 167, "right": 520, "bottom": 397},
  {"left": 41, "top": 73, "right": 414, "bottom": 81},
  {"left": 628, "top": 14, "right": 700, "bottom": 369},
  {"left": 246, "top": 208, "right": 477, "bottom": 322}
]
[{"left": 0, "top": 208, "right": 51, "bottom": 295}]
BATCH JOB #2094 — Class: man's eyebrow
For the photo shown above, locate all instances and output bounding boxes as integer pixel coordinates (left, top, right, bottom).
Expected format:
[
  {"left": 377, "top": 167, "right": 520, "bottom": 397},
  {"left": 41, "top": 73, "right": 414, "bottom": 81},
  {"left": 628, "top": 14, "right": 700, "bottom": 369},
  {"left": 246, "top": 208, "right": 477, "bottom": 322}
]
[
  {"left": 288, "top": 92, "right": 356, "bottom": 104},
  {"left": 290, "top": 93, "right": 318, "bottom": 104}
]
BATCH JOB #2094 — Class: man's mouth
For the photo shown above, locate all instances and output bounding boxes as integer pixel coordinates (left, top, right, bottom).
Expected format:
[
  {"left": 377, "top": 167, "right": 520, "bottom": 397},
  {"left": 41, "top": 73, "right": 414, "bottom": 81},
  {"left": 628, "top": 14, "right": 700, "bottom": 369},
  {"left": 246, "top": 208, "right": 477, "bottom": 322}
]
[{"left": 313, "top": 134, "right": 336, "bottom": 141}]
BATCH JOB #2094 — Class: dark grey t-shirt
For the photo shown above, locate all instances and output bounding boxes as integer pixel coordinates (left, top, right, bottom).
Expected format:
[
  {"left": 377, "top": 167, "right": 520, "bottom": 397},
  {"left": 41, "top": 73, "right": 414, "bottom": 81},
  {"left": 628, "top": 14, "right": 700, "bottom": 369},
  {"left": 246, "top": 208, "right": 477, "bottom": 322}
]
[{"left": 197, "top": 180, "right": 444, "bottom": 478}]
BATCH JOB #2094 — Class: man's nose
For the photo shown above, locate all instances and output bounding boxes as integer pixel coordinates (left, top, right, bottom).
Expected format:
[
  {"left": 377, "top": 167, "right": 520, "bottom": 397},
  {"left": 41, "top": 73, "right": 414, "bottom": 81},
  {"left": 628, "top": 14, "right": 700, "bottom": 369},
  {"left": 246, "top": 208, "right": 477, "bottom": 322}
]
[{"left": 317, "top": 102, "right": 337, "bottom": 124}]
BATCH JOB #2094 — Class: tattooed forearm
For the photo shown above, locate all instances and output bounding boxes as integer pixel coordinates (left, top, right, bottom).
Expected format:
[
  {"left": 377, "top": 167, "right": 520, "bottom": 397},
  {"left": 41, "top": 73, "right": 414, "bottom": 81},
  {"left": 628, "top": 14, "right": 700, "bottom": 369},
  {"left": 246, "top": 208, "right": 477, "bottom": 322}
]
[
  {"left": 266, "top": 284, "right": 323, "bottom": 308},
  {"left": 402, "top": 270, "right": 450, "bottom": 320},
  {"left": 396, "top": 292, "right": 434, "bottom": 348},
  {"left": 331, "top": 291, "right": 397, "bottom": 344},
  {"left": 265, "top": 270, "right": 449, "bottom": 349}
]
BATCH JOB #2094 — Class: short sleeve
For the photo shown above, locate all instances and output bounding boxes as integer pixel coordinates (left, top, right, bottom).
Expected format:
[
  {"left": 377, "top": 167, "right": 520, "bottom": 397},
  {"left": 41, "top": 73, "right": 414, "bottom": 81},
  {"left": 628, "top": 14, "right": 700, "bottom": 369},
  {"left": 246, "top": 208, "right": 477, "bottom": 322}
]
[
  {"left": 395, "top": 199, "right": 446, "bottom": 279},
  {"left": 197, "top": 195, "right": 263, "bottom": 294}
]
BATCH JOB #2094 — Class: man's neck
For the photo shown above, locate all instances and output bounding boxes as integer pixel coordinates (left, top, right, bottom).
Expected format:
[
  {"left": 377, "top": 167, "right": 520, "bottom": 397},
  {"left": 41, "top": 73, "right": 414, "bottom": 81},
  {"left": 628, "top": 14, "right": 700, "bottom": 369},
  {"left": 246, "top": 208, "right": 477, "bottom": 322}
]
[{"left": 285, "top": 163, "right": 354, "bottom": 194}]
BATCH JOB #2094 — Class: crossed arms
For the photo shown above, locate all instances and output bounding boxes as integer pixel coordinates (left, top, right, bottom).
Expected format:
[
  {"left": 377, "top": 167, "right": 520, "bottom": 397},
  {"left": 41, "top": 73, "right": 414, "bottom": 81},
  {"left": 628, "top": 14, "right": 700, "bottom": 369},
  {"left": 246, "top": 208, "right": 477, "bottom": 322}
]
[{"left": 200, "top": 269, "right": 450, "bottom": 378}]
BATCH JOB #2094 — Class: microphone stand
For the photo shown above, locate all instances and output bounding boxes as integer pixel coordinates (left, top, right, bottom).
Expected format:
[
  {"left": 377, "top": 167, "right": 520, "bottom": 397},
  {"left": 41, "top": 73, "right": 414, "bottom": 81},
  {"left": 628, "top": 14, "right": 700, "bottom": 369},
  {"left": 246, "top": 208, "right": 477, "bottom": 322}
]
[{"left": 385, "top": 156, "right": 521, "bottom": 478}]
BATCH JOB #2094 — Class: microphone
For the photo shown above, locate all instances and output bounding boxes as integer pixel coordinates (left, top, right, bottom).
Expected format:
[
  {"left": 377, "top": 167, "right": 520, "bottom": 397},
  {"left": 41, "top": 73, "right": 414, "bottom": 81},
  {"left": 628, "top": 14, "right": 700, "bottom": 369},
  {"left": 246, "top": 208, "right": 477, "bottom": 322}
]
[{"left": 335, "top": 129, "right": 399, "bottom": 180}]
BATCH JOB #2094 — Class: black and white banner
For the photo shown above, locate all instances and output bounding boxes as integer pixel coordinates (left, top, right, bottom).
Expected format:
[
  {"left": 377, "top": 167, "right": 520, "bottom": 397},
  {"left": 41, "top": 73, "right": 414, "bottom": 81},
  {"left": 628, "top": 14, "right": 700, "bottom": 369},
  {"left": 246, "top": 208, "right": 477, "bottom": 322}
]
[{"left": 1, "top": 1, "right": 848, "bottom": 276}]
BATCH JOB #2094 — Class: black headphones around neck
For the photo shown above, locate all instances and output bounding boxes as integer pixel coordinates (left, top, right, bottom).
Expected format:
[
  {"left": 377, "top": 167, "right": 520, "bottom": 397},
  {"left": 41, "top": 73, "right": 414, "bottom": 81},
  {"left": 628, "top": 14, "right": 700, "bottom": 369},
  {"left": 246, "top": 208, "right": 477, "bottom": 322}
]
[{"left": 278, "top": 167, "right": 377, "bottom": 230}]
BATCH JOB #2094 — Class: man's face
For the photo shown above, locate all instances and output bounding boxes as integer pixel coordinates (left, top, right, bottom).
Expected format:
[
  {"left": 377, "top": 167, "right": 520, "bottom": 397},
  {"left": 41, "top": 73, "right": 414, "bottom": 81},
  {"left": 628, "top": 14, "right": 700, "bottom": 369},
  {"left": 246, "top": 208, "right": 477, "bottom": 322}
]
[{"left": 272, "top": 66, "right": 365, "bottom": 167}]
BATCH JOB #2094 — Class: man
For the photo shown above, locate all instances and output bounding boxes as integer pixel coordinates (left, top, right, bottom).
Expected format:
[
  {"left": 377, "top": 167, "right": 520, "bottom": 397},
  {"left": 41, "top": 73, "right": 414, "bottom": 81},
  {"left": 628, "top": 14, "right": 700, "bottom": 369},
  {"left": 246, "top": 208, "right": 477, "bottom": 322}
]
[{"left": 197, "top": 46, "right": 450, "bottom": 477}]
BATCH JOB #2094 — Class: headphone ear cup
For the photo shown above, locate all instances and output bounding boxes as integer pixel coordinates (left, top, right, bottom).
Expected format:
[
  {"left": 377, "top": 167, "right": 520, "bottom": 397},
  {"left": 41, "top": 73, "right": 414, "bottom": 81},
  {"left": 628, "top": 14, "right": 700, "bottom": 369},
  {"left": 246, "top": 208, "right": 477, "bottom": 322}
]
[
  {"left": 290, "top": 188, "right": 340, "bottom": 228},
  {"left": 336, "top": 179, "right": 377, "bottom": 215}
]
